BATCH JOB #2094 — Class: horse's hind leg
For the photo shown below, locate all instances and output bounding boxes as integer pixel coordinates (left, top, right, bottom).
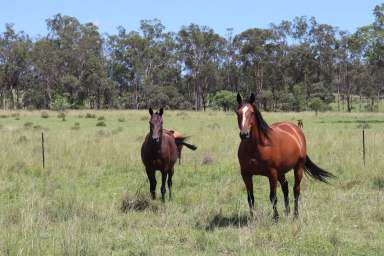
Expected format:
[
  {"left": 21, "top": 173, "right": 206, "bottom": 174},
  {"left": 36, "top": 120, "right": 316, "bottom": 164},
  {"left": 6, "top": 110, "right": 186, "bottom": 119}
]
[
  {"left": 146, "top": 168, "right": 157, "bottom": 200},
  {"left": 278, "top": 175, "right": 290, "bottom": 216},
  {"left": 293, "top": 164, "right": 304, "bottom": 218},
  {"left": 160, "top": 171, "right": 168, "bottom": 202},
  {"left": 167, "top": 169, "right": 173, "bottom": 200},
  {"left": 268, "top": 170, "right": 279, "bottom": 221}
]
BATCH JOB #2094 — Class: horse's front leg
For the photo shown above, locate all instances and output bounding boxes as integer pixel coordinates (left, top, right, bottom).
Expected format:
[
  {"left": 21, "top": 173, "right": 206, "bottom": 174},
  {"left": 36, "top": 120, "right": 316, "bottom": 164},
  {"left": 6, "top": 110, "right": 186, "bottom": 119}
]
[
  {"left": 160, "top": 171, "right": 167, "bottom": 202},
  {"left": 145, "top": 168, "right": 157, "bottom": 200},
  {"left": 241, "top": 172, "right": 254, "bottom": 214}
]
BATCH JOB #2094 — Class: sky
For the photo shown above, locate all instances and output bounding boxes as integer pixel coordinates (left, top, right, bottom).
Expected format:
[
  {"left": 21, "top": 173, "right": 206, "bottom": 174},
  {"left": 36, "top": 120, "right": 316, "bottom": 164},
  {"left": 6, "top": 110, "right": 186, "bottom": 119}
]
[{"left": 0, "top": 0, "right": 382, "bottom": 37}]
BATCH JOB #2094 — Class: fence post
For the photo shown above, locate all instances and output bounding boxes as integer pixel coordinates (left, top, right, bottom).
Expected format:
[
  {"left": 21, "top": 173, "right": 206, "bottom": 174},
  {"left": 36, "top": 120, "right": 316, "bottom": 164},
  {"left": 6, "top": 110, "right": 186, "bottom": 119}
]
[
  {"left": 362, "top": 129, "right": 365, "bottom": 166},
  {"left": 42, "top": 132, "right": 45, "bottom": 168}
]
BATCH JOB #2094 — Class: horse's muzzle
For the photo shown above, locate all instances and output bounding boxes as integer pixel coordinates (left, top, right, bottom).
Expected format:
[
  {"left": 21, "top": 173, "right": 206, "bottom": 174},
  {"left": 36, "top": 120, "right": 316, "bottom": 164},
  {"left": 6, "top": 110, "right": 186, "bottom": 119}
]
[
  {"left": 152, "top": 137, "right": 160, "bottom": 143},
  {"left": 239, "top": 131, "right": 250, "bottom": 140}
]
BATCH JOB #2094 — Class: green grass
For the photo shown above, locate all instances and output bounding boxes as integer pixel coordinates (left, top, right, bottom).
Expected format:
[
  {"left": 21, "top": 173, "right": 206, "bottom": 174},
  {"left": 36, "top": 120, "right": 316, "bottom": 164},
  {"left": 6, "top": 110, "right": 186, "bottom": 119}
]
[{"left": 0, "top": 110, "right": 383, "bottom": 255}]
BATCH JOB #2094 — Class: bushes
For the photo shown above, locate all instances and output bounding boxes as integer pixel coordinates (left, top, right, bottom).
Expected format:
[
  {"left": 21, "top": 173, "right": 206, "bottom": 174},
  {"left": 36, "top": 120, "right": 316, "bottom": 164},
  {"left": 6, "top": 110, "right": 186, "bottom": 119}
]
[
  {"left": 141, "top": 85, "right": 192, "bottom": 110},
  {"left": 85, "top": 113, "right": 96, "bottom": 118},
  {"left": 41, "top": 111, "right": 49, "bottom": 118},
  {"left": 309, "top": 97, "right": 330, "bottom": 115},
  {"left": 51, "top": 94, "right": 71, "bottom": 111},
  {"left": 71, "top": 122, "right": 80, "bottom": 130},
  {"left": 210, "top": 90, "right": 237, "bottom": 111},
  {"left": 96, "top": 121, "right": 106, "bottom": 127}
]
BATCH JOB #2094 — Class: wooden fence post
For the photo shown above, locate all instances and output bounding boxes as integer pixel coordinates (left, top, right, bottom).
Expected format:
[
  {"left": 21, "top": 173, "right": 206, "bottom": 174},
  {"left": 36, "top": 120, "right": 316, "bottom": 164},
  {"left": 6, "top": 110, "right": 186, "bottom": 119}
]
[
  {"left": 42, "top": 132, "right": 45, "bottom": 168},
  {"left": 362, "top": 129, "right": 365, "bottom": 166}
]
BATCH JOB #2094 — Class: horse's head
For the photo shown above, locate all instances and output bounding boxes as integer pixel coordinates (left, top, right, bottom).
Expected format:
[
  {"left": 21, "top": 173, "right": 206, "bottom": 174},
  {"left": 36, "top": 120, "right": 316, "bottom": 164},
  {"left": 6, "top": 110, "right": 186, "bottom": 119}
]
[
  {"left": 148, "top": 107, "right": 163, "bottom": 143},
  {"left": 236, "top": 93, "right": 256, "bottom": 140}
]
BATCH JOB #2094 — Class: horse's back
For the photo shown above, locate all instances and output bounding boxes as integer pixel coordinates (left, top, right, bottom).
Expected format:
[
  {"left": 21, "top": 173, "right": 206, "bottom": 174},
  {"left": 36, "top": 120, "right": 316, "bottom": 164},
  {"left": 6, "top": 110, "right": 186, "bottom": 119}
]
[{"left": 271, "top": 122, "right": 307, "bottom": 160}]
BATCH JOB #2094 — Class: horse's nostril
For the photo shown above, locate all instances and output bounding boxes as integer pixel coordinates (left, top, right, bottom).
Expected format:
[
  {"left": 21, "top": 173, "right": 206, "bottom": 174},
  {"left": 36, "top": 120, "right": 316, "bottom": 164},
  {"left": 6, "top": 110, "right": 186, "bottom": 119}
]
[{"left": 239, "top": 131, "right": 250, "bottom": 140}]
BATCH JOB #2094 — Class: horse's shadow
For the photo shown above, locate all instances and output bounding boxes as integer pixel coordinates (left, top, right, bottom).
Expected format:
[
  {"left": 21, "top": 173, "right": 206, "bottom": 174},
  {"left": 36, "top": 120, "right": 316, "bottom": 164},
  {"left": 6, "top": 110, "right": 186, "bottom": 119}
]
[{"left": 204, "top": 213, "right": 250, "bottom": 231}]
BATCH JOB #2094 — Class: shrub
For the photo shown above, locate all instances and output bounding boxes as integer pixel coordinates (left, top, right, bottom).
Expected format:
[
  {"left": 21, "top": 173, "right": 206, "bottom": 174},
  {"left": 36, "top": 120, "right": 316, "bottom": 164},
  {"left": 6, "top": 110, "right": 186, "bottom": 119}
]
[
  {"left": 210, "top": 90, "right": 237, "bottom": 111},
  {"left": 41, "top": 111, "right": 49, "bottom": 118},
  {"left": 112, "top": 127, "right": 123, "bottom": 134},
  {"left": 85, "top": 113, "right": 96, "bottom": 118},
  {"left": 71, "top": 122, "right": 80, "bottom": 130},
  {"left": 309, "top": 97, "right": 329, "bottom": 116},
  {"left": 24, "top": 122, "right": 34, "bottom": 128},
  {"left": 117, "top": 117, "right": 125, "bottom": 122},
  {"left": 57, "top": 112, "right": 66, "bottom": 121},
  {"left": 142, "top": 85, "right": 192, "bottom": 109},
  {"left": 97, "top": 116, "right": 105, "bottom": 121},
  {"left": 96, "top": 121, "right": 106, "bottom": 127},
  {"left": 57, "top": 112, "right": 66, "bottom": 119},
  {"left": 202, "top": 154, "right": 214, "bottom": 165},
  {"left": 17, "top": 135, "right": 28, "bottom": 144},
  {"left": 51, "top": 94, "right": 71, "bottom": 111},
  {"left": 372, "top": 176, "right": 384, "bottom": 190}
]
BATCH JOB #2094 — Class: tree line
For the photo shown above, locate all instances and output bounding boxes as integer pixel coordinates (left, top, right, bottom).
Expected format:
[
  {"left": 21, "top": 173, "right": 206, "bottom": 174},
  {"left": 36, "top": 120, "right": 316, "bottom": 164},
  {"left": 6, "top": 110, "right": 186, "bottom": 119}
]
[{"left": 0, "top": 4, "right": 383, "bottom": 112}]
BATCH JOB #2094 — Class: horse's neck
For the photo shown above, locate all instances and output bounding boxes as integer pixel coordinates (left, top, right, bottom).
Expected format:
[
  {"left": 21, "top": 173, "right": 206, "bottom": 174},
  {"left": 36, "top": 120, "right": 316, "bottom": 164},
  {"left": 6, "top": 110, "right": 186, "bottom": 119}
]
[{"left": 250, "top": 120, "right": 268, "bottom": 145}]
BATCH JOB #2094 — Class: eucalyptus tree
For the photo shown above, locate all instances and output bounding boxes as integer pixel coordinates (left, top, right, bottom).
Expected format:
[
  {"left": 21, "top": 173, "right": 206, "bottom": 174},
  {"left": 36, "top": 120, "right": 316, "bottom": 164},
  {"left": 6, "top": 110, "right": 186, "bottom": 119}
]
[
  {"left": 234, "top": 28, "right": 276, "bottom": 97},
  {"left": 177, "top": 23, "right": 225, "bottom": 111},
  {"left": 108, "top": 19, "right": 180, "bottom": 109},
  {"left": 0, "top": 24, "right": 31, "bottom": 109}
]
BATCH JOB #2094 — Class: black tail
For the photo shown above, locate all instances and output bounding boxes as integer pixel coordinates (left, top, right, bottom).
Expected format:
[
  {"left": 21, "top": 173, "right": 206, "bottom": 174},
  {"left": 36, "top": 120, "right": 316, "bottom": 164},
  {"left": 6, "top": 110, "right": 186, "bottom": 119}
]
[
  {"left": 175, "top": 137, "right": 197, "bottom": 151},
  {"left": 304, "top": 155, "right": 335, "bottom": 183}
]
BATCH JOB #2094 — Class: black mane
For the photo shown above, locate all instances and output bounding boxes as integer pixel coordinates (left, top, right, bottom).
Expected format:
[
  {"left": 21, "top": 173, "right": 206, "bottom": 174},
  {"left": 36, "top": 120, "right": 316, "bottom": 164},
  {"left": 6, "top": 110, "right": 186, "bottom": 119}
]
[{"left": 254, "top": 107, "right": 270, "bottom": 137}]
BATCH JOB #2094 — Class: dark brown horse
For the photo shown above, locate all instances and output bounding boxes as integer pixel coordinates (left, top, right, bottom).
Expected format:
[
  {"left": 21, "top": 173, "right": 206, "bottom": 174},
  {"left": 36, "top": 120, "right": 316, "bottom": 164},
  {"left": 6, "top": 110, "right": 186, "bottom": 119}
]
[
  {"left": 141, "top": 108, "right": 197, "bottom": 201},
  {"left": 236, "top": 93, "right": 334, "bottom": 219}
]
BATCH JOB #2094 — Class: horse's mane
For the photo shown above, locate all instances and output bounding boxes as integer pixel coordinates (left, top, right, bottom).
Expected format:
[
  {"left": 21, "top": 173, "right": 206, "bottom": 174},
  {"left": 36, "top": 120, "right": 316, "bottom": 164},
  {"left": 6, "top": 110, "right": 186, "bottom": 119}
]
[{"left": 254, "top": 107, "right": 270, "bottom": 138}]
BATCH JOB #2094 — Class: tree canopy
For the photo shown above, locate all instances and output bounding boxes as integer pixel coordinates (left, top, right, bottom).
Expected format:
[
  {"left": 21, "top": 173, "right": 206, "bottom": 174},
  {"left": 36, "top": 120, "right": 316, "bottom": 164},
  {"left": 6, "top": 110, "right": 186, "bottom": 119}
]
[{"left": 0, "top": 4, "right": 383, "bottom": 112}]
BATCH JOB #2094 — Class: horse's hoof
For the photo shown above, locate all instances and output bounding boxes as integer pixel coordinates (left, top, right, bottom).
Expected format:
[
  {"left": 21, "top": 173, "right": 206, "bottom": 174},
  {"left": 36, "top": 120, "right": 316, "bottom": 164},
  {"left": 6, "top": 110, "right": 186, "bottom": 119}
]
[
  {"left": 293, "top": 209, "right": 299, "bottom": 218},
  {"left": 273, "top": 213, "right": 279, "bottom": 222},
  {"left": 285, "top": 208, "right": 290, "bottom": 216}
]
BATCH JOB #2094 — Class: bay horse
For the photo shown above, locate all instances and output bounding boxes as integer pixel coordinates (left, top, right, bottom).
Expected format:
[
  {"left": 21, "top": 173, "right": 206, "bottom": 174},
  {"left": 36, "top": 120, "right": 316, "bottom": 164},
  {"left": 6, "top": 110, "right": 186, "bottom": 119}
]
[
  {"left": 236, "top": 93, "right": 334, "bottom": 219},
  {"left": 141, "top": 108, "right": 197, "bottom": 202}
]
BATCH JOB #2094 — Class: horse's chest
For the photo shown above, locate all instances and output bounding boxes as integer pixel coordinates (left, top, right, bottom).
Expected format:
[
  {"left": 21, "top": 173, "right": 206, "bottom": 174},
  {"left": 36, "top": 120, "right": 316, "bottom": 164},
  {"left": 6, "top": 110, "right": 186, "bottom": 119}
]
[
  {"left": 238, "top": 145, "right": 273, "bottom": 174},
  {"left": 152, "top": 158, "right": 164, "bottom": 168}
]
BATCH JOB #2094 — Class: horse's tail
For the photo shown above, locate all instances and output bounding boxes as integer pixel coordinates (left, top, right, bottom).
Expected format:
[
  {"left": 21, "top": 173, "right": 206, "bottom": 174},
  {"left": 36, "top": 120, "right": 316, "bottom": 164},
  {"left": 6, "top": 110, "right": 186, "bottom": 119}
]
[
  {"left": 304, "top": 155, "right": 335, "bottom": 183},
  {"left": 175, "top": 137, "right": 197, "bottom": 151},
  {"left": 174, "top": 137, "right": 197, "bottom": 165}
]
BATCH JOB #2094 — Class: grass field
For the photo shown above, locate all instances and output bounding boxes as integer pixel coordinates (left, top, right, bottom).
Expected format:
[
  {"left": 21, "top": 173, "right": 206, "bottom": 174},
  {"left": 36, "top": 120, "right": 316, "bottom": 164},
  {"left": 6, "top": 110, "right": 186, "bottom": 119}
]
[{"left": 0, "top": 110, "right": 383, "bottom": 255}]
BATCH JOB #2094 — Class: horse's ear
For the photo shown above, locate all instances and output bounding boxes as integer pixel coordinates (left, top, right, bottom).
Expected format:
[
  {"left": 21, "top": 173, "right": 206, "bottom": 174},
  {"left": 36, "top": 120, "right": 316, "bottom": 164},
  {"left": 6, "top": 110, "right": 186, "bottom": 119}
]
[
  {"left": 237, "top": 93, "right": 242, "bottom": 104},
  {"left": 249, "top": 93, "right": 255, "bottom": 104},
  {"left": 149, "top": 108, "right": 153, "bottom": 116},
  {"left": 159, "top": 108, "right": 163, "bottom": 116}
]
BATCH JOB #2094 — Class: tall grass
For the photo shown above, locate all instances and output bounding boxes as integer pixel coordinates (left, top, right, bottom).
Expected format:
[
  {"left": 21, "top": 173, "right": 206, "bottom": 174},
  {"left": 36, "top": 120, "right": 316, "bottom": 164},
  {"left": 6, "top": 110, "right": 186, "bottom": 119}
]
[{"left": 0, "top": 110, "right": 383, "bottom": 255}]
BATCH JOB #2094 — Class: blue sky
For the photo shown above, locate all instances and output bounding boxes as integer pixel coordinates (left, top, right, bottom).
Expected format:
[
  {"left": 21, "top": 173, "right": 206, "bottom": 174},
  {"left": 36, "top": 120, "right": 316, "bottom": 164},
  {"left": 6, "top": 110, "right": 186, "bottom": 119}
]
[{"left": 0, "top": 0, "right": 382, "bottom": 37}]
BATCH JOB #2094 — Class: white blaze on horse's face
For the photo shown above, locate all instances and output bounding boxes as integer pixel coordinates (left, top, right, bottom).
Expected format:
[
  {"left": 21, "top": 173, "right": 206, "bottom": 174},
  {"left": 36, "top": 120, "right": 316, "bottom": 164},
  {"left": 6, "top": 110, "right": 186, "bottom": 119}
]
[{"left": 241, "top": 105, "right": 249, "bottom": 128}]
